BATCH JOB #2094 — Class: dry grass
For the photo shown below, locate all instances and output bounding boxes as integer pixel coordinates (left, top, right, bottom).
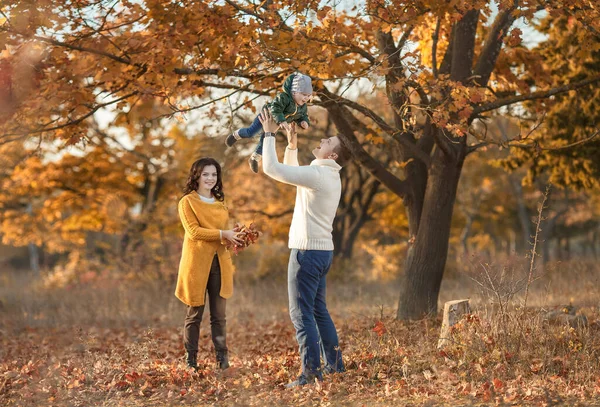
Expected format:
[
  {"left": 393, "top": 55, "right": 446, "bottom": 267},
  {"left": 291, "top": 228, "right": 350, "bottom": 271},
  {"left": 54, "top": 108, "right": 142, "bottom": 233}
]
[{"left": 1, "top": 257, "right": 600, "bottom": 406}]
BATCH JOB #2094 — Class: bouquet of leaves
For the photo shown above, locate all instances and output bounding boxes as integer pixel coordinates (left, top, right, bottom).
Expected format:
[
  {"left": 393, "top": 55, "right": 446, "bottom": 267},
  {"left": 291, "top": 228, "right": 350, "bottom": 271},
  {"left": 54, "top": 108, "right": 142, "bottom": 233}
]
[{"left": 227, "top": 222, "right": 262, "bottom": 255}]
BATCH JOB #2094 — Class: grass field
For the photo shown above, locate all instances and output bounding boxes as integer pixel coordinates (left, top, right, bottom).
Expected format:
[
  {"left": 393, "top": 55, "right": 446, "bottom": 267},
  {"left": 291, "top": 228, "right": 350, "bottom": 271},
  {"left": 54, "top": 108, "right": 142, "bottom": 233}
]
[{"left": 2, "top": 258, "right": 600, "bottom": 406}]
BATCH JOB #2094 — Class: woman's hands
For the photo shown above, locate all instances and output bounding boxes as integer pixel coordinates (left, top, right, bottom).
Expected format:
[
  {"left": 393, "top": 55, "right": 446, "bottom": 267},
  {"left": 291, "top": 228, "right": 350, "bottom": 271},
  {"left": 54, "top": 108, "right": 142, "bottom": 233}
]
[{"left": 221, "top": 229, "right": 243, "bottom": 246}]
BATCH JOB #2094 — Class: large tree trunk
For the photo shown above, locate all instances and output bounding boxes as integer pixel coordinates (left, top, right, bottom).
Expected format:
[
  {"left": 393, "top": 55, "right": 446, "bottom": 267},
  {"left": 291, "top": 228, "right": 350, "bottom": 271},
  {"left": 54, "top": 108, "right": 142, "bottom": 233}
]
[{"left": 397, "top": 149, "right": 465, "bottom": 320}]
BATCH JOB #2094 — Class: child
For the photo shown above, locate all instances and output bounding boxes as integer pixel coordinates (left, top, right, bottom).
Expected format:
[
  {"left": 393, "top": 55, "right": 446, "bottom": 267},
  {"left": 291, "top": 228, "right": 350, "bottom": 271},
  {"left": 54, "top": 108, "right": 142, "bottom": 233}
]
[{"left": 225, "top": 72, "right": 312, "bottom": 173}]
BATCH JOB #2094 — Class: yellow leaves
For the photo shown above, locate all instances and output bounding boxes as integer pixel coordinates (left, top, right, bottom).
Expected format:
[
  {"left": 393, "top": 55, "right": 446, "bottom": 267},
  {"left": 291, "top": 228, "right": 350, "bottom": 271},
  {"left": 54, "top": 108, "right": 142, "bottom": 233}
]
[
  {"left": 398, "top": 157, "right": 415, "bottom": 169},
  {"left": 366, "top": 133, "right": 385, "bottom": 145},
  {"left": 481, "top": 177, "right": 492, "bottom": 192},
  {"left": 305, "top": 21, "right": 314, "bottom": 35}
]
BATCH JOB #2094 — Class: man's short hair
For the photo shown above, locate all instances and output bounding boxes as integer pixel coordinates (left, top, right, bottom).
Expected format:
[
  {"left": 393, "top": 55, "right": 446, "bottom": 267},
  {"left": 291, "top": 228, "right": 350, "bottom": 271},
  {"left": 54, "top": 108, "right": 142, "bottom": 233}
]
[{"left": 333, "top": 136, "right": 352, "bottom": 167}]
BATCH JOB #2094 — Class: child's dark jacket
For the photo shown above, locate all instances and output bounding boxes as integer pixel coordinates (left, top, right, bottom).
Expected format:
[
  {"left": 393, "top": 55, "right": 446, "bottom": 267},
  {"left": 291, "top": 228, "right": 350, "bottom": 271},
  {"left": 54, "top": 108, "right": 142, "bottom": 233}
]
[{"left": 266, "top": 74, "right": 310, "bottom": 126}]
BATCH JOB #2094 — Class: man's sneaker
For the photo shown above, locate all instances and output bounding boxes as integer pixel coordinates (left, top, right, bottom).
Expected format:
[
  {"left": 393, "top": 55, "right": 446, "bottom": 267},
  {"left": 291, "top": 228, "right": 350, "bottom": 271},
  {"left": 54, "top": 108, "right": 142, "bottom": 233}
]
[
  {"left": 323, "top": 365, "right": 346, "bottom": 375},
  {"left": 225, "top": 130, "right": 241, "bottom": 147},
  {"left": 285, "top": 374, "right": 321, "bottom": 389},
  {"left": 248, "top": 153, "right": 261, "bottom": 174}
]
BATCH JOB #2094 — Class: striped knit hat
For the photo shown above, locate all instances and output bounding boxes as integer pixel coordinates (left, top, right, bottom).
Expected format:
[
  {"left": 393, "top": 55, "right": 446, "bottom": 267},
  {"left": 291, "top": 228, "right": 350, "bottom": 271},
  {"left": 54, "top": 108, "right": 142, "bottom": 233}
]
[{"left": 291, "top": 73, "right": 313, "bottom": 94}]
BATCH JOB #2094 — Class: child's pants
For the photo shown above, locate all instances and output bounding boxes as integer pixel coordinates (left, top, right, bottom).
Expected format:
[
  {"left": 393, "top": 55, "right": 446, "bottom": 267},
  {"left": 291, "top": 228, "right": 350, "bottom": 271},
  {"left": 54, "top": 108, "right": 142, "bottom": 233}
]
[{"left": 238, "top": 116, "right": 265, "bottom": 156}]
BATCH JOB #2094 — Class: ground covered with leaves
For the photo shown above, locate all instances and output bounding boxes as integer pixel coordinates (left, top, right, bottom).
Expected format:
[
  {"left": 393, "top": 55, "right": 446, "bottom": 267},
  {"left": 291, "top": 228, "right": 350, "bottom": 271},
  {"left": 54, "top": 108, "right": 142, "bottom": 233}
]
[{"left": 3, "top": 309, "right": 600, "bottom": 406}]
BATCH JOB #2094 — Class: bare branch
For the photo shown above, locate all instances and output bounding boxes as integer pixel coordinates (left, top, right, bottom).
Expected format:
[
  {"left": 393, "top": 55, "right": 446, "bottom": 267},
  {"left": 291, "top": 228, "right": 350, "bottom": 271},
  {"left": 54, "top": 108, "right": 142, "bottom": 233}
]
[
  {"left": 326, "top": 103, "right": 409, "bottom": 197},
  {"left": 29, "top": 34, "right": 132, "bottom": 65},
  {"left": 473, "top": 74, "right": 600, "bottom": 115},
  {"left": 317, "top": 88, "right": 432, "bottom": 166},
  {"left": 467, "top": 129, "right": 600, "bottom": 155},
  {"left": 1, "top": 92, "right": 137, "bottom": 138},
  {"left": 225, "top": 0, "right": 375, "bottom": 63}
]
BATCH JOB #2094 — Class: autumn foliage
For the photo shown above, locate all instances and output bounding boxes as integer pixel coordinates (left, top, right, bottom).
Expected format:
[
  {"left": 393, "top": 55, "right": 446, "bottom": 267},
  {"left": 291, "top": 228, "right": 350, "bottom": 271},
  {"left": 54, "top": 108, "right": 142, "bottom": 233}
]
[
  {"left": 228, "top": 222, "right": 262, "bottom": 255},
  {"left": 2, "top": 1, "right": 600, "bottom": 404},
  {"left": 3, "top": 273, "right": 600, "bottom": 406}
]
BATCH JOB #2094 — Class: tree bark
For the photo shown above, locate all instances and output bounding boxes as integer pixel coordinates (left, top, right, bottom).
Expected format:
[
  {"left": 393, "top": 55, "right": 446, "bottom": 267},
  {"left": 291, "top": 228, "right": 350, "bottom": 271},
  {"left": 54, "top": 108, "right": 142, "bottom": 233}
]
[
  {"left": 460, "top": 212, "right": 475, "bottom": 255},
  {"left": 332, "top": 165, "right": 381, "bottom": 259},
  {"left": 397, "top": 148, "right": 465, "bottom": 319},
  {"left": 509, "top": 174, "right": 532, "bottom": 251}
]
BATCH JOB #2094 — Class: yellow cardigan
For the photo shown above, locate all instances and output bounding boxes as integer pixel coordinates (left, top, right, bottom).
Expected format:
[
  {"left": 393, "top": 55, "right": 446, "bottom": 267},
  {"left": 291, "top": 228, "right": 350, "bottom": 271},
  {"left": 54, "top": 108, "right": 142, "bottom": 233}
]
[{"left": 175, "top": 193, "right": 235, "bottom": 307}]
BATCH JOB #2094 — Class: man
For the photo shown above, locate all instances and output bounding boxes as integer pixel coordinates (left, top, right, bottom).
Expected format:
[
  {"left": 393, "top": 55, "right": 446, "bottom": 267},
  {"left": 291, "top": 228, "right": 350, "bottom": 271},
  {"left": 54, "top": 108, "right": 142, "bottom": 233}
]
[{"left": 258, "top": 108, "right": 351, "bottom": 387}]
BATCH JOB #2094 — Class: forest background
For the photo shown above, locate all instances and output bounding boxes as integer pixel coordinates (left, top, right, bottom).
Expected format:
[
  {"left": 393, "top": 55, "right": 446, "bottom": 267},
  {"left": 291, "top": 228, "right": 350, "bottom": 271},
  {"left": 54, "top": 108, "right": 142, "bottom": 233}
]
[{"left": 1, "top": 0, "right": 600, "bottom": 405}]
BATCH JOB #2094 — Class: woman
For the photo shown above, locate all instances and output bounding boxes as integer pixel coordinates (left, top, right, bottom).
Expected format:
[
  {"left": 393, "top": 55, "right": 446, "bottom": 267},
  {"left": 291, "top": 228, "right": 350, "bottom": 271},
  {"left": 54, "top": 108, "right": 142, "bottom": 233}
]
[{"left": 175, "top": 157, "right": 242, "bottom": 370}]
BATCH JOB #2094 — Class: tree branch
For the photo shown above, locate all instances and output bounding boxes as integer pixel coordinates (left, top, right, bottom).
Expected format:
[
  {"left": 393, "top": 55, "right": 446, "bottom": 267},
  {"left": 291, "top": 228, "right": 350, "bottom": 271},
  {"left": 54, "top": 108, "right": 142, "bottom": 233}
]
[
  {"left": 29, "top": 34, "right": 133, "bottom": 65},
  {"left": 225, "top": 0, "right": 376, "bottom": 63},
  {"left": 317, "top": 88, "right": 431, "bottom": 166},
  {"left": 326, "top": 103, "right": 409, "bottom": 197},
  {"left": 317, "top": 87, "right": 394, "bottom": 132},
  {"left": 467, "top": 129, "right": 599, "bottom": 155},
  {"left": 438, "top": 24, "right": 454, "bottom": 75},
  {"left": 1, "top": 92, "right": 137, "bottom": 138},
  {"left": 432, "top": 17, "right": 441, "bottom": 78},
  {"left": 450, "top": 9, "right": 480, "bottom": 82},
  {"left": 23, "top": 30, "right": 286, "bottom": 84},
  {"left": 432, "top": 126, "right": 459, "bottom": 160},
  {"left": 376, "top": 29, "right": 406, "bottom": 129},
  {"left": 473, "top": 74, "right": 600, "bottom": 115},
  {"left": 473, "top": 1, "right": 518, "bottom": 86},
  {"left": 396, "top": 25, "right": 415, "bottom": 50}
]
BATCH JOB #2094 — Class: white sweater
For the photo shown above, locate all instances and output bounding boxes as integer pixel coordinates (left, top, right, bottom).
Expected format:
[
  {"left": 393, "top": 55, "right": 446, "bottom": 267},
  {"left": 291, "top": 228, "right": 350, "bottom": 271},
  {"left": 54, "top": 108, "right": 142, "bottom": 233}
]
[{"left": 262, "top": 136, "right": 342, "bottom": 251}]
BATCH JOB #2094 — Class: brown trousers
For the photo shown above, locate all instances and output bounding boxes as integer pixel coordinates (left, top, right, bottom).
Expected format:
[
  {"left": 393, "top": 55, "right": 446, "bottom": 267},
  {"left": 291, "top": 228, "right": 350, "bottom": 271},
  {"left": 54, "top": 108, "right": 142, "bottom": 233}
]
[{"left": 183, "top": 256, "right": 227, "bottom": 354}]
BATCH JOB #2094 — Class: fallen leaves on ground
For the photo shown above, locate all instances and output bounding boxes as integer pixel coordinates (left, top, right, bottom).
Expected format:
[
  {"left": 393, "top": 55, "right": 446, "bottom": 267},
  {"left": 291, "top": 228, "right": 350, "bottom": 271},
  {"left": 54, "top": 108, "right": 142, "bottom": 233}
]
[{"left": 2, "top": 314, "right": 600, "bottom": 406}]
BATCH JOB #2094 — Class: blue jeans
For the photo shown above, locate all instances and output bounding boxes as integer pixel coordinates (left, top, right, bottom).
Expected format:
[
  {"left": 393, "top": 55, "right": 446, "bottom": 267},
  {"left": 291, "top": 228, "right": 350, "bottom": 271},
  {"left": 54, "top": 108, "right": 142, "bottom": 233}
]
[
  {"left": 288, "top": 249, "right": 344, "bottom": 381},
  {"left": 238, "top": 116, "right": 265, "bottom": 156}
]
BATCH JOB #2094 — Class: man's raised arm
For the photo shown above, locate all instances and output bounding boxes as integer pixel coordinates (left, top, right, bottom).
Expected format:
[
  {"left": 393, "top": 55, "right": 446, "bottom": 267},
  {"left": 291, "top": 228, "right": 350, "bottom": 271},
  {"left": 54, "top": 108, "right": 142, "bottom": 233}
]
[{"left": 258, "top": 109, "right": 321, "bottom": 190}]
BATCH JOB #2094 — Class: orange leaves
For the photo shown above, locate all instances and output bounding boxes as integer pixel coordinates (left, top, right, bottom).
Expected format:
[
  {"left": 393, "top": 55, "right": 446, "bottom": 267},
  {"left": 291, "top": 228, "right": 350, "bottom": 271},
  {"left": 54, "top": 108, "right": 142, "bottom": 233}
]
[
  {"left": 506, "top": 28, "right": 523, "bottom": 47},
  {"left": 4, "top": 301, "right": 600, "bottom": 406},
  {"left": 316, "top": 6, "right": 332, "bottom": 21},
  {"left": 372, "top": 320, "right": 387, "bottom": 336},
  {"left": 427, "top": 80, "right": 493, "bottom": 136},
  {"left": 226, "top": 222, "right": 262, "bottom": 255},
  {"left": 366, "top": 133, "right": 385, "bottom": 145}
]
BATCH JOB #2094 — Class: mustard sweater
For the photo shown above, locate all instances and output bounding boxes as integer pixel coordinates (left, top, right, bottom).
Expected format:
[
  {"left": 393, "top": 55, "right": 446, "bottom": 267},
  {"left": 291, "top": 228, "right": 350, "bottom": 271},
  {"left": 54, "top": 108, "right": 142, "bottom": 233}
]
[{"left": 175, "top": 193, "right": 235, "bottom": 307}]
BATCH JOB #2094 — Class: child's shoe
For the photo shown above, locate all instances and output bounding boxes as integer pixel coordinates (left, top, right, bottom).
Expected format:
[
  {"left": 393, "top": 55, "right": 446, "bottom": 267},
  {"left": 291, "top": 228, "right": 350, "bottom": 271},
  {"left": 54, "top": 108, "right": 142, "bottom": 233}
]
[
  {"left": 248, "top": 152, "right": 261, "bottom": 174},
  {"left": 225, "top": 130, "right": 241, "bottom": 147}
]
